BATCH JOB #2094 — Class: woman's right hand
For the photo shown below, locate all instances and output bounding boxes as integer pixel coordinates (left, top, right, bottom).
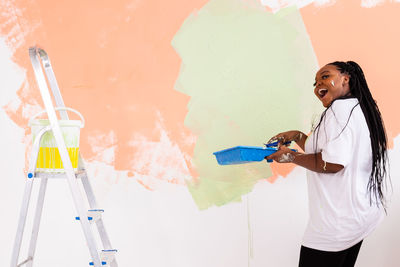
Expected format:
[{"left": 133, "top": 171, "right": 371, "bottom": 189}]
[{"left": 266, "top": 130, "right": 305, "bottom": 148}]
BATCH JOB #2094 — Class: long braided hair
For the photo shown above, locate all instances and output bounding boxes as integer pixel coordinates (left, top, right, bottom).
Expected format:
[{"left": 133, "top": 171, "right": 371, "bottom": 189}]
[{"left": 315, "top": 61, "right": 388, "bottom": 209}]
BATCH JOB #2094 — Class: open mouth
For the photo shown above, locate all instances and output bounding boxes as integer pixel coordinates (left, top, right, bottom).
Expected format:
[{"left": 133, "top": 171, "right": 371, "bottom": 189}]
[{"left": 318, "top": 88, "right": 328, "bottom": 98}]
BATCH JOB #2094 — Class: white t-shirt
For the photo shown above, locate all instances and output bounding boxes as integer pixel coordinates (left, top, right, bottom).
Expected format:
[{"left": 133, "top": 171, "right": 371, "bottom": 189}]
[{"left": 302, "top": 98, "right": 384, "bottom": 252}]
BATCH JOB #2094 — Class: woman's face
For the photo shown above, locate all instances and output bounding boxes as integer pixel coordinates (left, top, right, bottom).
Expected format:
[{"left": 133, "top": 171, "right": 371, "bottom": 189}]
[{"left": 314, "top": 64, "right": 350, "bottom": 107}]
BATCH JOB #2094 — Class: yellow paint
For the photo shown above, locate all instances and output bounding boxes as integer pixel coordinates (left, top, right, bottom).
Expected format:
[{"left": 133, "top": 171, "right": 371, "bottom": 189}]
[{"left": 36, "top": 147, "right": 79, "bottom": 171}]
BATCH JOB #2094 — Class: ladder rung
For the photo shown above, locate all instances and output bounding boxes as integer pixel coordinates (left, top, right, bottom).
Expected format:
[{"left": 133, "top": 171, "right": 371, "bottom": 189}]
[
  {"left": 75, "top": 216, "right": 94, "bottom": 221},
  {"left": 32, "top": 170, "right": 86, "bottom": 179},
  {"left": 88, "top": 249, "right": 117, "bottom": 266},
  {"left": 89, "top": 261, "right": 107, "bottom": 266},
  {"left": 75, "top": 209, "right": 104, "bottom": 223},
  {"left": 101, "top": 249, "right": 117, "bottom": 263}
]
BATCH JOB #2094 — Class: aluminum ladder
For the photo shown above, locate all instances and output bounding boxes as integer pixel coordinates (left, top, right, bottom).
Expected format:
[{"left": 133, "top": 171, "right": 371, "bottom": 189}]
[{"left": 10, "top": 47, "right": 118, "bottom": 267}]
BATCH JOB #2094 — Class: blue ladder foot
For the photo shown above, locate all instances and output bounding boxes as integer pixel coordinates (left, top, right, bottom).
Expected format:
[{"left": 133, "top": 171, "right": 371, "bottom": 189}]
[{"left": 89, "top": 261, "right": 107, "bottom": 265}]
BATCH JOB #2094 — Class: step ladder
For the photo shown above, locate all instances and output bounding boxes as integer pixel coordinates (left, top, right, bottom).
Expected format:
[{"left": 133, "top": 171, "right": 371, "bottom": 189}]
[{"left": 11, "top": 47, "right": 118, "bottom": 267}]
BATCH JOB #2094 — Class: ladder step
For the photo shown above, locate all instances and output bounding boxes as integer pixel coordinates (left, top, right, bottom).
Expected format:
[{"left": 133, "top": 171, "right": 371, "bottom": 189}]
[
  {"left": 101, "top": 249, "right": 118, "bottom": 262},
  {"left": 75, "top": 209, "right": 104, "bottom": 223},
  {"left": 31, "top": 170, "right": 86, "bottom": 179},
  {"left": 88, "top": 249, "right": 118, "bottom": 266},
  {"left": 89, "top": 261, "right": 107, "bottom": 266}
]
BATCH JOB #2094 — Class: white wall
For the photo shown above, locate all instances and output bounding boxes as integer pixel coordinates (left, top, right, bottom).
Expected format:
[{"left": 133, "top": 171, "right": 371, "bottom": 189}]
[{"left": 1, "top": 37, "right": 399, "bottom": 267}]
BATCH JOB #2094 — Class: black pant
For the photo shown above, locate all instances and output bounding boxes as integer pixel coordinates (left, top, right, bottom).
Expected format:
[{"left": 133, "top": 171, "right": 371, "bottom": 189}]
[{"left": 298, "top": 241, "right": 363, "bottom": 267}]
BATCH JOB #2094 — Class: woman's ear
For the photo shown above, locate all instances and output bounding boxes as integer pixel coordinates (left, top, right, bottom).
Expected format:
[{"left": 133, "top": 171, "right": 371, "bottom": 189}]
[{"left": 342, "top": 74, "right": 350, "bottom": 86}]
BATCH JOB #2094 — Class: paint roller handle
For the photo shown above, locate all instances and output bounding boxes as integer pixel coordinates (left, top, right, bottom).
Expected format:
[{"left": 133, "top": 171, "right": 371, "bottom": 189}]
[
  {"left": 265, "top": 140, "right": 291, "bottom": 148},
  {"left": 28, "top": 107, "right": 85, "bottom": 128},
  {"left": 267, "top": 130, "right": 308, "bottom": 151}
]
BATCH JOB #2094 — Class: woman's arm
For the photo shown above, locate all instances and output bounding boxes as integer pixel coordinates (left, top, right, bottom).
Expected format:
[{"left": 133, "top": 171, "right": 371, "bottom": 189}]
[
  {"left": 292, "top": 152, "right": 343, "bottom": 173},
  {"left": 266, "top": 146, "right": 344, "bottom": 173}
]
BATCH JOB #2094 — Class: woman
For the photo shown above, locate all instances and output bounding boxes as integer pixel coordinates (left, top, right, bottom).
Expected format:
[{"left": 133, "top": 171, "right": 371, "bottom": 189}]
[{"left": 266, "top": 61, "right": 388, "bottom": 267}]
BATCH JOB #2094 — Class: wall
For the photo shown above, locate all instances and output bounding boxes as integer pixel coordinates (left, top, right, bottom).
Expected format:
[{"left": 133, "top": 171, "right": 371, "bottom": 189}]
[{"left": 0, "top": 0, "right": 399, "bottom": 266}]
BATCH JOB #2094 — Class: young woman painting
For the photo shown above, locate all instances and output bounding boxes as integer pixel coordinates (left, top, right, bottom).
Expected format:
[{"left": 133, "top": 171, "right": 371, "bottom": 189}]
[{"left": 266, "top": 61, "right": 388, "bottom": 267}]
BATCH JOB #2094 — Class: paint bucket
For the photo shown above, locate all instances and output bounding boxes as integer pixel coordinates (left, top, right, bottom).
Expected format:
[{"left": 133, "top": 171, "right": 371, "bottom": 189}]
[{"left": 29, "top": 107, "right": 85, "bottom": 173}]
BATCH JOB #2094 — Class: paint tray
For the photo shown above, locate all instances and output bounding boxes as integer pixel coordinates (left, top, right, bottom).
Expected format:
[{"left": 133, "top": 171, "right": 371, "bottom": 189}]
[{"left": 213, "top": 146, "right": 277, "bottom": 165}]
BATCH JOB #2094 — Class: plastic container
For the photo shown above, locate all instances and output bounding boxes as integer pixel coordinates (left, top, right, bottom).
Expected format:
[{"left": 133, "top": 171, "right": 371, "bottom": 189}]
[
  {"left": 213, "top": 146, "right": 277, "bottom": 165},
  {"left": 29, "top": 107, "right": 84, "bottom": 173}
]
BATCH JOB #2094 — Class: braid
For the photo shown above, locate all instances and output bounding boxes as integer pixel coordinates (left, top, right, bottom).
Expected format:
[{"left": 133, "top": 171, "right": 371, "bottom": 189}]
[{"left": 329, "top": 61, "right": 388, "bottom": 210}]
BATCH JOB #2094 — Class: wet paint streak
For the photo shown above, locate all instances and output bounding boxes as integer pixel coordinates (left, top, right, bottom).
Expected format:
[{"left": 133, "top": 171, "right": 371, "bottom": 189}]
[
  {"left": 172, "top": 0, "right": 321, "bottom": 209},
  {"left": 246, "top": 195, "right": 254, "bottom": 267},
  {"left": 0, "top": 0, "right": 209, "bottom": 189}
]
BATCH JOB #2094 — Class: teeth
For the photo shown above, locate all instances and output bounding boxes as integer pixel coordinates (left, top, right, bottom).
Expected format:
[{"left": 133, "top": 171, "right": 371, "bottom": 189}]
[{"left": 318, "top": 88, "right": 328, "bottom": 96}]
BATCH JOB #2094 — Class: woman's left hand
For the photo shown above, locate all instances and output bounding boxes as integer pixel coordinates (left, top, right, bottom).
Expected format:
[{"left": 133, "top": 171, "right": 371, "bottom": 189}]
[{"left": 265, "top": 146, "right": 297, "bottom": 163}]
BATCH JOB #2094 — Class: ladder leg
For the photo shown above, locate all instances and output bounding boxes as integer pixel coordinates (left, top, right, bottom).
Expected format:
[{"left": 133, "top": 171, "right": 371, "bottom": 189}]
[
  {"left": 81, "top": 173, "right": 118, "bottom": 267},
  {"left": 11, "top": 124, "right": 50, "bottom": 267},
  {"left": 26, "top": 177, "right": 48, "bottom": 267},
  {"left": 80, "top": 172, "right": 98, "bottom": 209},
  {"left": 97, "top": 220, "right": 118, "bottom": 267},
  {"left": 68, "top": 174, "right": 102, "bottom": 267},
  {"left": 81, "top": 173, "right": 113, "bottom": 246},
  {"left": 11, "top": 178, "right": 35, "bottom": 267}
]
